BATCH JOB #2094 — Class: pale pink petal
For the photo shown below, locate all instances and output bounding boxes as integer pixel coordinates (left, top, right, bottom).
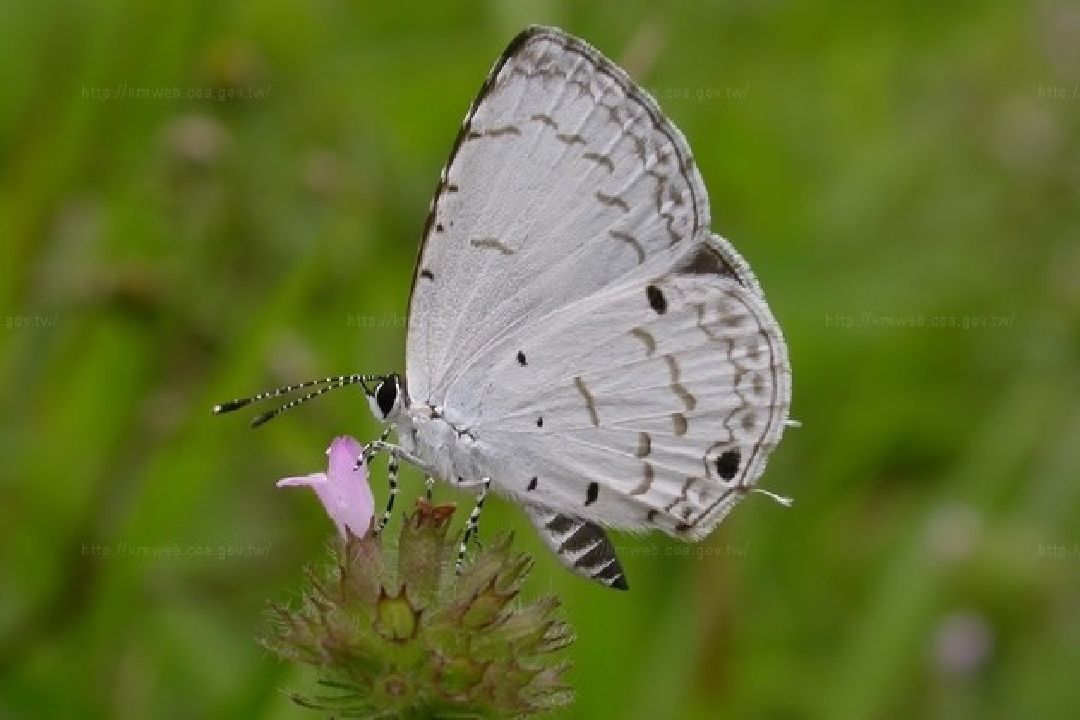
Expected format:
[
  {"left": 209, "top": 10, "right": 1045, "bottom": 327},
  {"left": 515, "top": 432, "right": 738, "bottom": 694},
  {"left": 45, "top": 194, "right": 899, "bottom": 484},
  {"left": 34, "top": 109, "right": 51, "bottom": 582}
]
[
  {"left": 277, "top": 435, "right": 374, "bottom": 538},
  {"left": 277, "top": 472, "right": 328, "bottom": 488},
  {"left": 327, "top": 436, "right": 364, "bottom": 479}
]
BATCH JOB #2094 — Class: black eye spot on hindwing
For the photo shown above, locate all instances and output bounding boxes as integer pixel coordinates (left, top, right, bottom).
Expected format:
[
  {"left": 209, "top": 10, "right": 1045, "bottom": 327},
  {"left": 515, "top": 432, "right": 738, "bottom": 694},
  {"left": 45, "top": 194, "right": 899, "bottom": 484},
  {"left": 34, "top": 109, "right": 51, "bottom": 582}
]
[{"left": 716, "top": 450, "right": 741, "bottom": 480}]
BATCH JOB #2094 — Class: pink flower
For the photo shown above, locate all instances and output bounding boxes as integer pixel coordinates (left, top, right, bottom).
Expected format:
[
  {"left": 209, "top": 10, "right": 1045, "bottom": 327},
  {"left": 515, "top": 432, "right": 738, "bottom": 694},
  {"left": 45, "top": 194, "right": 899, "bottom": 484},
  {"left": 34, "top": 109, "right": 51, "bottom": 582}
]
[{"left": 277, "top": 436, "right": 375, "bottom": 538}]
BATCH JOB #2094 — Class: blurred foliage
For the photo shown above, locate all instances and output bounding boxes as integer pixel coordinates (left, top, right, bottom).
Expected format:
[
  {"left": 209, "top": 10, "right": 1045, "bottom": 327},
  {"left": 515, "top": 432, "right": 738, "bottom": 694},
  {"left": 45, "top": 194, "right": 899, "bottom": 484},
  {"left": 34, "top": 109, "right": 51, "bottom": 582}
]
[{"left": 1, "top": 1, "right": 1078, "bottom": 718}]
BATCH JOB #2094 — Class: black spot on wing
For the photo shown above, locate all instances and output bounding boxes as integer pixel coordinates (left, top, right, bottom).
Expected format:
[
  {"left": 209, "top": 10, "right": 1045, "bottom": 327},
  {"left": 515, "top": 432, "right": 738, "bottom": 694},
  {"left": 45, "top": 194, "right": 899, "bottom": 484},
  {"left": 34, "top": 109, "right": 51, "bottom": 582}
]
[
  {"left": 646, "top": 284, "right": 667, "bottom": 314},
  {"left": 585, "top": 482, "right": 599, "bottom": 506},
  {"left": 716, "top": 450, "right": 741, "bottom": 480}
]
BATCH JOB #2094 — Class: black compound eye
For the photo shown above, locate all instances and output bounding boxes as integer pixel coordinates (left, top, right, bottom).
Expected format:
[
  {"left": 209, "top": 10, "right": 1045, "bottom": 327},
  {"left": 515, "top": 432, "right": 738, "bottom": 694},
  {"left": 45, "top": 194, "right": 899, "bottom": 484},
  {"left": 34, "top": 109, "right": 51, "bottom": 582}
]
[{"left": 376, "top": 377, "right": 397, "bottom": 417}]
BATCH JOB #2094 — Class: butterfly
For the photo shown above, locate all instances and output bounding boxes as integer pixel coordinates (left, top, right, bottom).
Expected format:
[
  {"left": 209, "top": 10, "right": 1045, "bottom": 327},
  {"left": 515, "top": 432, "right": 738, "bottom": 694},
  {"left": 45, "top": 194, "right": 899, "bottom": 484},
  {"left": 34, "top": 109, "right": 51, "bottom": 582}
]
[{"left": 215, "top": 26, "right": 794, "bottom": 591}]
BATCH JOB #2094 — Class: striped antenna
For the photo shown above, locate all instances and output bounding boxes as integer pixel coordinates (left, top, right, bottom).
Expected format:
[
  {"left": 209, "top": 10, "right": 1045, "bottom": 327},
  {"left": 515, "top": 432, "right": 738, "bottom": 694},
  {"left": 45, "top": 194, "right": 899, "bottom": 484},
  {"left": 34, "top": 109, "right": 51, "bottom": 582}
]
[{"left": 212, "top": 374, "right": 379, "bottom": 427}]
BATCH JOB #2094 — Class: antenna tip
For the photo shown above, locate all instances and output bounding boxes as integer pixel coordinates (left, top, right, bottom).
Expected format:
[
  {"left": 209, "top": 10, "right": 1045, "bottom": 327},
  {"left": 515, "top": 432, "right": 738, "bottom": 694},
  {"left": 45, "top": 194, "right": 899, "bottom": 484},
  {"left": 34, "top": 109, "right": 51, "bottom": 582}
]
[
  {"left": 250, "top": 410, "right": 274, "bottom": 428},
  {"left": 213, "top": 398, "right": 251, "bottom": 414}
]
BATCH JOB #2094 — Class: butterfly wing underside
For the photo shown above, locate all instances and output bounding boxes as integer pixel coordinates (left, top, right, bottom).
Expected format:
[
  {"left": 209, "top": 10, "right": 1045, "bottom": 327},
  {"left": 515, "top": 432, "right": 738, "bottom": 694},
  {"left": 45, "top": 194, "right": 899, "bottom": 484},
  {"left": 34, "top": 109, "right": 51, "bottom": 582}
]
[{"left": 402, "top": 26, "right": 791, "bottom": 584}]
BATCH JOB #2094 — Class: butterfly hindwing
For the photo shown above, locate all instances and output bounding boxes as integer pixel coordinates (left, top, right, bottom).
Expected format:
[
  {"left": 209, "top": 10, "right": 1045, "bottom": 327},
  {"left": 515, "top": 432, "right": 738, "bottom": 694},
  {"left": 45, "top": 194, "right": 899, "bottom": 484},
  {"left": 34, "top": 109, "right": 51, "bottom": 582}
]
[{"left": 445, "top": 242, "right": 791, "bottom": 540}]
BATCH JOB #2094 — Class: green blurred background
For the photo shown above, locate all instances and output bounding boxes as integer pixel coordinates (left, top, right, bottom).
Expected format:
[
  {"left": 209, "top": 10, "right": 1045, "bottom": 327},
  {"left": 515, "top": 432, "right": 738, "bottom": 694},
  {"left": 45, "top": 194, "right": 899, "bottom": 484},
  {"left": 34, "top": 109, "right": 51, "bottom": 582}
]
[{"left": 2, "top": 1, "right": 1078, "bottom": 718}]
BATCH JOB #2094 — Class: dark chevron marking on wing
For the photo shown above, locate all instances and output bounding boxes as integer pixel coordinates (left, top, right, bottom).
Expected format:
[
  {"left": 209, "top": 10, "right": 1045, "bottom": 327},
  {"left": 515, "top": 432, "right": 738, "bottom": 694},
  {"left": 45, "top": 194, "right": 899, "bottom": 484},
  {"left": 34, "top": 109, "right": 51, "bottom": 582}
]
[
  {"left": 568, "top": 76, "right": 597, "bottom": 100},
  {"left": 420, "top": 269, "right": 435, "bottom": 281},
  {"left": 667, "top": 477, "right": 704, "bottom": 532},
  {"left": 630, "top": 462, "right": 654, "bottom": 496},
  {"left": 556, "top": 132, "right": 586, "bottom": 146},
  {"left": 574, "top": 376, "right": 600, "bottom": 426},
  {"left": 660, "top": 211, "right": 681, "bottom": 245},
  {"left": 609, "top": 230, "right": 645, "bottom": 263},
  {"left": 673, "top": 384, "right": 697, "bottom": 412},
  {"left": 629, "top": 328, "right": 656, "bottom": 356},
  {"left": 527, "top": 506, "right": 628, "bottom": 590},
  {"left": 582, "top": 151, "right": 615, "bottom": 172},
  {"left": 694, "top": 303, "right": 724, "bottom": 342},
  {"left": 529, "top": 112, "right": 558, "bottom": 129},
  {"left": 595, "top": 191, "right": 630, "bottom": 213},
  {"left": 635, "top": 432, "right": 651, "bottom": 458},
  {"left": 445, "top": 183, "right": 459, "bottom": 193},
  {"left": 647, "top": 169, "right": 668, "bottom": 211},
  {"left": 470, "top": 237, "right": 515, "bottom": 255},
  {"left": 672, "top": 412, "right": 688, "bottom": 437},
  {"left": 599, "top": 102, "right": 622, "bottom": 124},
  {"left": 664, "top": 354, "right": 681, "bottom": 381},
  {"left": 664, "top": 354, "right": 697, "bottom": 412},
  {"left": 665, "top": 476, "right": 695, "bottom": 514},
  {"left": 686, "top": 286, "right": 785, "bottom": 532},
  {"left": 466, "top": 124, "right": 522, "bottom": 140}
]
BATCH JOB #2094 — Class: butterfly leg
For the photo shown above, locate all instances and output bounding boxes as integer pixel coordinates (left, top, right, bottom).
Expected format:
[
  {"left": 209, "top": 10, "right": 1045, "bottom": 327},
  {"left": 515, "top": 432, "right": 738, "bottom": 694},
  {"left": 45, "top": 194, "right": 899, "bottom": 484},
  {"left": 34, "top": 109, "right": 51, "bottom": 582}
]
[
  {"left": 362, "top": 434, "right": 435, "bottom": 535},
  {"left": 361, "top": 440, "right": 430, "bottom": 472},
  {"left": 364, "top": 429, "right": 396, "bottom": 536},
  {"left": 375, "top": 450, "right": 401, "bottom": 537},
  {"left": 455, "top": 477, "right": 490, "bottom": 574}
]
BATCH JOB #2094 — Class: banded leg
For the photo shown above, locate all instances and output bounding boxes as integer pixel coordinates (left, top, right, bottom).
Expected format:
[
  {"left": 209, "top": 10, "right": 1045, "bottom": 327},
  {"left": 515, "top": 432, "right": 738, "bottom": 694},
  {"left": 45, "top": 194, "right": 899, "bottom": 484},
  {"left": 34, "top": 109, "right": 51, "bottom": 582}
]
[
  {"left": 455, "top": 477, "right": 490, "bottom": 574},
  {"left": 361, "top": 440, "right": 430, "bottom": 474},
  {"left": 364, "top": 429, "right": 395, "bottom": 536},
  {"left": 374, "top": 429, "right": 399, "bottom": 535}
]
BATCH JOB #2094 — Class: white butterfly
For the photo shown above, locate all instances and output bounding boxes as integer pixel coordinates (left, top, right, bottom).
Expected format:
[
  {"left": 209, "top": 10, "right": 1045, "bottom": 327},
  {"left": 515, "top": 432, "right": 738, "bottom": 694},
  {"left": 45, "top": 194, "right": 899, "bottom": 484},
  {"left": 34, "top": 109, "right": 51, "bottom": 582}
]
[{"left": 216, "top": 26, "right": 793, "bottom": 590}]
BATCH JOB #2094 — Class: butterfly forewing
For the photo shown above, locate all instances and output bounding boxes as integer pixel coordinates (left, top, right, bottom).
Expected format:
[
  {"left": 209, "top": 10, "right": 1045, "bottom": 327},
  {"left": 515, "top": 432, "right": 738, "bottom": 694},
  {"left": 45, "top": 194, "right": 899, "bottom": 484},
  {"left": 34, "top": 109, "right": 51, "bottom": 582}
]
[{"left": 407, "top": 27, "right": 716, "bottom": 404}]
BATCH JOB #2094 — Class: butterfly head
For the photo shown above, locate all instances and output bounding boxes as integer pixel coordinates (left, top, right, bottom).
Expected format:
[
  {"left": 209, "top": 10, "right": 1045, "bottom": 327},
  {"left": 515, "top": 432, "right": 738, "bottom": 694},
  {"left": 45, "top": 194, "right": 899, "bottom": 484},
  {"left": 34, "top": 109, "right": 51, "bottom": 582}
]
[{"left": 365, "top": 373, "right": 406, "bottom": 423}]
